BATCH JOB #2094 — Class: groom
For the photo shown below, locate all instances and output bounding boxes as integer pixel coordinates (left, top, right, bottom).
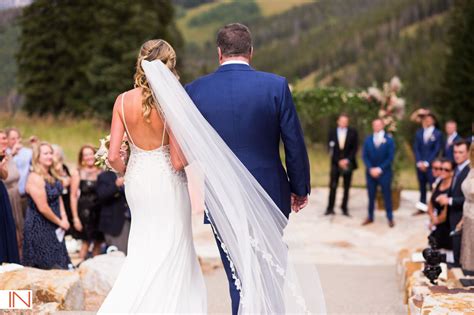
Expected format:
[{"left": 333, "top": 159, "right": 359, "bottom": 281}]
[{"left": 185, "top": 23, "right": 310, "bottom": 314}]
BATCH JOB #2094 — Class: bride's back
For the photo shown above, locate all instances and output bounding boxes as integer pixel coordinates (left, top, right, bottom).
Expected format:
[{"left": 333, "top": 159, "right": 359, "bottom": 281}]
[{"left": 121, "top": 87, "right": 168, "bottom": 150}]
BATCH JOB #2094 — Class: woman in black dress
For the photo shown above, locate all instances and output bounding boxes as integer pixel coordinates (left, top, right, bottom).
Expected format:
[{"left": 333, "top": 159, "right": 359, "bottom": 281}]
[
  {"left": 71, "top": 145, "right": 103, "bottom": 260},
  {"left": 22, "top": 142, "right": 71, "bottom": 269},
  {"left": 0, "top": 129, "right": 20, "bottom": 264},
  {"left": 428, "top": 159, "right": 454, "bottom": 250}
]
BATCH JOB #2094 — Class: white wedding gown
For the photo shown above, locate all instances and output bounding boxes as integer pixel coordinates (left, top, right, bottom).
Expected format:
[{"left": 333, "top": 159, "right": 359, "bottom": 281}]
[{"left": 98, "top": 94, "right": 207, "bottom": 314}]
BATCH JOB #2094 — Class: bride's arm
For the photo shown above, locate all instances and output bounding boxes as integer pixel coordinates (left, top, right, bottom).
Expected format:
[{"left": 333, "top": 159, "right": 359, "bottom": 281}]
[
  {"left": 108, "top": 95, "right": 127, "bottom": 175},
  {"left": 169, "top": 129, "right": 187, "bottom": 171}
]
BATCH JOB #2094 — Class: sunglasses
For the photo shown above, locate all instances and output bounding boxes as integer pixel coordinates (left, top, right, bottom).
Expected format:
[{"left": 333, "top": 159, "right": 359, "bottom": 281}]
[
  {"left": 441, "top": 168, "right": 453, "bottom": 172},
  {"left": 433, "top": 167, "right": 442, "bottom": 171}
]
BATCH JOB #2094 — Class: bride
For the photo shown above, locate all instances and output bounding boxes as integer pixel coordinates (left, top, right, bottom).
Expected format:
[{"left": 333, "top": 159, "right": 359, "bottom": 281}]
[{"left": 98, "top": 39, "right": 325, "bottom": 314}]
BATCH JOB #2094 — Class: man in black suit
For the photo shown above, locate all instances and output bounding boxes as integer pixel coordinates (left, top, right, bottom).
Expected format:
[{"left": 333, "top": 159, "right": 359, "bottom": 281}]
[
  {"left": 436, "top": 139, "right": 471, "bottom": 266},
  {"left": 97, "top": 171, "right": 131, "bottom": 254},
  {"left": 326, "top": 113, "right": 359, "bottom": 216}
]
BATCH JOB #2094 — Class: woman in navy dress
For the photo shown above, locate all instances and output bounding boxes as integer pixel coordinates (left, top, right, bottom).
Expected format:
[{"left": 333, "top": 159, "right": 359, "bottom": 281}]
[
  {"left": 0, "top": 129, "right": 20, "bottom": 264},
  {"left": 22, "top": 142, "right": 71, "bottom": 269}
]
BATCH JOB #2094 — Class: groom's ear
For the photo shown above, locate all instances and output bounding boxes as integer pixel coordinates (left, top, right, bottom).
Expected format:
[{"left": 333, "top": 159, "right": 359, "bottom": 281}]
[{"left": 217, "top": 47, "right": 223, "bottom": 64}]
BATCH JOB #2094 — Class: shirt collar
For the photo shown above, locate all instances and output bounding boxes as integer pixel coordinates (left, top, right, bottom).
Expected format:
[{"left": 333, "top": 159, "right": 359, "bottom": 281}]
[
  {"left": 448, "top": 132, "right": 458, "bottom": 141},
  {"left": 457, "top": 159, "right": 471, "bottom": 172},
  {"left": 374, "top": 130, "right": 385, "bottom": 138},
  {"left": 424, "top": 126, "right": 435, "bottom": 133},
  {"left": 221, "top": 60, "right": 250, "bottom": 66},
  {"left": 337, "top": 127, "right": 347, "bottom": 133}
]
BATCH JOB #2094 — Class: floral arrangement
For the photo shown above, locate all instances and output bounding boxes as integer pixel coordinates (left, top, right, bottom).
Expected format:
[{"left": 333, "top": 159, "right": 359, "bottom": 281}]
[
  {"left": 359, "top": 76, "right": 406, "bottom": 133},
  {"left": 95, "top": 135, "right": 130, "bottom": 170}
]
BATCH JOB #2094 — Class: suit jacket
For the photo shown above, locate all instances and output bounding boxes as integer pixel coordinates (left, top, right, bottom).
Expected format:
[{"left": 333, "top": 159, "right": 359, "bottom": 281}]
[
  {"left": 328, "top": 127, "right": 358, "bottom": 170},
  {"left": 362, "top": 133, "right": 395, "bottom": 178},
  {"left": 413, "top": 127, "right": 442, "bottom": 165},
  {"left": 185, "top": 63, "right": 310, "bottom": 218},
  {"left": 448, "top": 165, "right": 470, "bottom": 229},
  {"left": 442, "top": 133, "right": 462, "bottom": 161},
  {"left": 97, "top": 171, "right": 128, "bottom": 236}
]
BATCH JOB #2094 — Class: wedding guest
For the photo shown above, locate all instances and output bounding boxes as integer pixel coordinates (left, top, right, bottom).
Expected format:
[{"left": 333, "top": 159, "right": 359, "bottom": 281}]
[
  {"left": 326, "top": 113, "right": 358, "bottom": 216},
  {"left": 460, "top": 144, "right": 474, "bottom": 272},
  {"left": 442, "top": 120, "right": 461, "bottom": 161},
  {"left": 70, "top": 145, "right": 104, "bottom": 259},
  {"left": 1, "top": 130, "right": 23, "bottom": 257},
  {"left": 6, "top": 128, "right": 33, "bottom": 218},
  {"left": 22, "top": 142, "right": 71, "bottom": 269},
  {"left": 97, "top": 171, "right": 131, "bottom": 254},
  {"left": 413, "top": 114, "right": 442, "bottom": 206},
  {"left": 362, "top": 118, "right": 396, "bottom": 227},
  {"left": 0, "top": 131, "right": 20, "bottom": 264},
  {"left": 52, "top": 144, "right": 76, "bottom": 238},
  {"left": 431, "top": 158, "right": 443, "bottom": 191},
  {"left": 436, "top": 139, "right": 470, "bottom": 266},
  {"left": 428, "top": 159, "right": 454, "bottom": 250}
]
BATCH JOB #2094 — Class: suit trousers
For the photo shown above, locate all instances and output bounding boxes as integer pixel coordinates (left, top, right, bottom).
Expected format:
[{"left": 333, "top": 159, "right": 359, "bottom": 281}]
[
  {"left": 327, "top": 165, "right": 353, "bottom": 212},
  {"left": 366, "top": 173, "right": 393, "bottom": 221},
  {"left": 416, "top": 167, "right": 434, "bottom": 204}
]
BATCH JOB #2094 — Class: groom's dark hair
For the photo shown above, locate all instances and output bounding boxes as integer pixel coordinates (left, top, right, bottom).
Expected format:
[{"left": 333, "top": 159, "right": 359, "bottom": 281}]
[{"left": 217, "top": 23, "right": 252, "bottom": 57}]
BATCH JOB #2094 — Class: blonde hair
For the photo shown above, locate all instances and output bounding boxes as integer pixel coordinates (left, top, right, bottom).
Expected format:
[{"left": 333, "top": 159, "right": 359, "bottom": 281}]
[
  {"left": 31, "top": 142, "right": 61, "bottom": 184},
  {"left": 470, "top": 143, "right": 474, "bottom": 168},
  {"left": 134, "top": 39, "right": 178, "bottom": 123}
]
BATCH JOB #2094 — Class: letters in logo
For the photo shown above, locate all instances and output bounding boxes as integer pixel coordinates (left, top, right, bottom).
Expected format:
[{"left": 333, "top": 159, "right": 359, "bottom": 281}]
[{"left": 0, "top": 290, "right": 33, "bottom": 310}]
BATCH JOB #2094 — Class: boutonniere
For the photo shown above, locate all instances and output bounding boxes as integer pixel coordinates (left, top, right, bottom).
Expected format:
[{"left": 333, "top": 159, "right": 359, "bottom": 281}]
[
  {"left": 329, "top": 141, "right": 335, "bottom": 147},
  {"left": 430, "top": 135, "right": 436, "bottom": 142},
  {"left": 381, "top": 138, "right": 387, "bottom": 144}
]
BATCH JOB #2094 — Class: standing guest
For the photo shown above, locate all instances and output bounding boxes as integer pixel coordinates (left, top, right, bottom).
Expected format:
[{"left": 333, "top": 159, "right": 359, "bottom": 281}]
[
  {"left": 436, "top": 139, "right": 471, "bottom": 266},
  {"left": 442, "top": 120, "right": 461, "bottom": 161},
  {"left": 428, "top": 159, "right": 454, "bottom": 250},
  {"left": 362, "top": 118, "right": 396, "bottom": 227},
  {"left": 97, "top": 171, "right": 131, "bottom": 254},
  {"left": 0, "top": 131, "right": 20, "bottom": 264},
  {"left": 414, "top": 114, "right": 442, "bottom": 206},
  {"left": 0, "top": 130, "right": 23, "bottom": 257},
  {"left": 22, "top": 142, "right": 71, "bottom": 269},
  {"left": 325, "top": 113, "right": 358, "bottom": 216},
  {"left": 6, "top": 128, "right": 33, "bottom": 215},
  {"left": 52, "top": 144, "right": 76, "bottom": 238},
  {"left": 431, "top": 158, "right": 443, "bottom": 191},
  {"left": 70, "top": 145, "right": 104, "bottom": 260},
  {"left": 460, "top": 144, "right": 474, "bottom": 272}
]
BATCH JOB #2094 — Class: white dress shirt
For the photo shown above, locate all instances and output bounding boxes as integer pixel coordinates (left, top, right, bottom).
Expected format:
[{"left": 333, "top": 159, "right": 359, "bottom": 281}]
[
  {"left": 373, "top": 130, "right": 385, "bottom": 148},
  {"left": 423, "top": 126, "right": 435, "bottom": 143},
  {"left": 337, "top": 127, "right": 348, "bottom": 149},
  {"left": 446, "top": 132, "right": 458, "bottom": 146}
]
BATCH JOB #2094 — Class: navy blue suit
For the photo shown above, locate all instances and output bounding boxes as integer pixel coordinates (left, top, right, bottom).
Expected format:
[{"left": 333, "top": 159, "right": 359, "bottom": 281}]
[
  {"left": 362, "top": 133, "right": 395, "bottom": 221},
  {"left": 442, "top": 133, "right": 461, "bottom": 161},
  {"left": 185, "top": 63, "right": 310, "bottom": 314},
  {"left": 413, "top": 128, "right": 442, "bottom": 203}
]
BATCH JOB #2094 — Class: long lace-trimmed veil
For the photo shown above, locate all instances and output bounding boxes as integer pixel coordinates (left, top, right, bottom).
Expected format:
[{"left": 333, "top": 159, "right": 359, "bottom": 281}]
[{"left": 142, "top": 59, "right": 326, "bottom": 314}]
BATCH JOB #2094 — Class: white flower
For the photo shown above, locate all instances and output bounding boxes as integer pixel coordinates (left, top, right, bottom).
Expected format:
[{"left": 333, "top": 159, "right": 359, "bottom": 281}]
[
  {"left": 390, "top": 76, "right": 402, "bottom": 92},
  {"left": 368, "top": 87, "right": 384, "bottom": 103}
]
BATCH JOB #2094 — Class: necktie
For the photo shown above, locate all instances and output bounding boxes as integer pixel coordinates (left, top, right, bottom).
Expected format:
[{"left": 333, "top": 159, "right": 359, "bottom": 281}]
[{"left": 452, "top": 167, "right": 460, "bottom": 188}]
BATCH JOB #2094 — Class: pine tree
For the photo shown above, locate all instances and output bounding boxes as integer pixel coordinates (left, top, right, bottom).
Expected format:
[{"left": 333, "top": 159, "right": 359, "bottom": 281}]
[
  {"left": 436, "top": 0, "right": 474, "bottom": 136},
  {"left": 17, "top": 0, "right": 182, "bottom": 118}
]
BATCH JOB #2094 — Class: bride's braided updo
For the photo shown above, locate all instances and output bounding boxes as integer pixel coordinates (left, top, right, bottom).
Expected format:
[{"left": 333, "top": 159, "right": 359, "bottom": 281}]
[{"left": 134, "top": 39, "right": 178, "bottom": 123}]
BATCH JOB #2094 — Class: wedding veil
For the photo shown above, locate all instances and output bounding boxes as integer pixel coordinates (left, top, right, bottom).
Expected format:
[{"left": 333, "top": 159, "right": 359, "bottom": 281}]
[{"left": 141, "top": 60, "right": 326, "bottom": 314}]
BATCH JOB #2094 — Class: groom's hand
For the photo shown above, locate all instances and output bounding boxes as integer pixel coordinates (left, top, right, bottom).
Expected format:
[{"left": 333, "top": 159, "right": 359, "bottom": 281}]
[{"left": 291, "top": 193, "right": 308, "bottom": 213}]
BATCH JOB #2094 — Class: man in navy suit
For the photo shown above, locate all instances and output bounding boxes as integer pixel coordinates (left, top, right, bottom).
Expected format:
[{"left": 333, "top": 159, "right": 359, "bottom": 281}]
[
  {"left": 414, "top": 114, "right": 442, "bottom": 205},
  {"left": 442, "top": 120, "right": 461, "bottom": 161},
  {"left": 185, "top": 23, "right": 310, "bottom": 315},
  {"left": 362, "top": 118, "right": 396, "bottom": 227}
]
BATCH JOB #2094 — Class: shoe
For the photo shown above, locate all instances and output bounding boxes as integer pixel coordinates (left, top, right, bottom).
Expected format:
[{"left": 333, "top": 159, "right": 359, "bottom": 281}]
[
  {"left": 342, "top": 211, "right": 351, "bottom": 217},
  {"left": 388, "top": 220, "right": 395, "bottom": 228},
  {"left": 412, "top": 210, "right": 426, "bottom": 216},
  {"left": 361, "top": 218, "right": 374, "bottom": 226},
  {"left": 324, "top": 210, "right": 335, "bottom": 216}
]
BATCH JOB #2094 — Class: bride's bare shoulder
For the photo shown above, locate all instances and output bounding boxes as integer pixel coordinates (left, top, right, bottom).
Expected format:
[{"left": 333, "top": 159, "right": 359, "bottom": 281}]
[{"left": 113, "top": 88, "right": 142, "bottom": 111}]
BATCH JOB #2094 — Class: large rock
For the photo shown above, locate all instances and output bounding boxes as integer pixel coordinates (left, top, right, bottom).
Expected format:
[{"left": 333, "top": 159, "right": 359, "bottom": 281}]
[
  {"left": 409, "top": 286, "right": 474, "bottom": 314},
  {"left": 78, "top": 251, "right": 126, "bottom": 311},
  {"left": 0, "top": 265, "right": 84, "bottom": 312}
]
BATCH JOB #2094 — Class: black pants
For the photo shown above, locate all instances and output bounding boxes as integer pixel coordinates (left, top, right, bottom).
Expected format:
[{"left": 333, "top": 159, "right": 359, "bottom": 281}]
[{"left": 327, "top": 165, "right": 353, "bottom": 212}]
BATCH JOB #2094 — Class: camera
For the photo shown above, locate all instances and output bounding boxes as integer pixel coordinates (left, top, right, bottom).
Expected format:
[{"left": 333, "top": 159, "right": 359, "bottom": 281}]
[{"left": 422, "top": 236, "right": 447, "bottom": 284}]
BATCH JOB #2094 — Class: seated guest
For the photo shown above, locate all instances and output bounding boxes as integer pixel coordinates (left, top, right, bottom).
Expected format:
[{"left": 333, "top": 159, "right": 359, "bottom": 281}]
[
  {"left": 22, "top": 142, "right": 72, "bottom": 270},
  {"left": 436, "top": 139, "right": 471, "bottom": 266},
  {"left": 414, "top": 114, "right": 442, "bottom": 206},
  {"left": 326, "top": 113, "right": 358, "bottom": 216},
  {"left": 97, "top": 171, "right": 131, "bottom": 254},
  {"left": 362, "top": 118, "right": 396, "bottom": 227},
  {"left": 442, "top": 120, "right": 461, "bottom": 161},
  {"left": 0, "top": 130, "right": 20, "bottom": 264},
  {"left": 431, "top": 158, "right": 443, "bottom": 191},
  {"left": 428, "top": 159, "right": 454, "bottom": 250},
  {"left": 460, "top": 144, "right": 474, "bottom": 272}
]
